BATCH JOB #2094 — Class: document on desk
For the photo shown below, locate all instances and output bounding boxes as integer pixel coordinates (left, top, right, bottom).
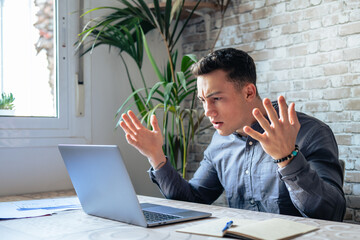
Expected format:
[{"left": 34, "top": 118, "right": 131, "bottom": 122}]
[
  {"left": 0, "top": 197, "right": 81, "bottom": 219},
  {"left": 177, "top": 217, "right": 319, "bottom": 239}
]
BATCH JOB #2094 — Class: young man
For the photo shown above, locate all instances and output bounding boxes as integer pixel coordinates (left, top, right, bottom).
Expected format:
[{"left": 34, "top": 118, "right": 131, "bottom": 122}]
[{"left": 120, "top": 48, "right": 346, "bottom": 221}]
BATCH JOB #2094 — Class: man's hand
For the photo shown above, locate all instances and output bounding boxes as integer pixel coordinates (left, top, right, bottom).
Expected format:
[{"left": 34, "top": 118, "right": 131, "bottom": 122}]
[
  {"left": 243, "top": 96, "right": 301, "bottom": 167},
  {"left": 119, "top": 110, "right": 166, "bottom": 169}
]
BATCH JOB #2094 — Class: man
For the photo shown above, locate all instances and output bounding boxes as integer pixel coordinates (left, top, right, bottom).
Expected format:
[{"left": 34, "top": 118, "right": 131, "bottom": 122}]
[{"left": 120, "top": 48, "right": 346, "bottom": 221}]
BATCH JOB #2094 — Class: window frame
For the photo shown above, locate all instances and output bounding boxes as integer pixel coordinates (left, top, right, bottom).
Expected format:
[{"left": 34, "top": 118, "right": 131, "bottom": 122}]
[{"left": 0, "top": 0, "right": 91, "bottom": 148}]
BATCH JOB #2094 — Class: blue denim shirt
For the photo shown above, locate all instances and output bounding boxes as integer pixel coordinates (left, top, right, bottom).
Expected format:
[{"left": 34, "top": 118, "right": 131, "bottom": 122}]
[{"left": 149, "top": 103, "right": 346, "bottom": 221}]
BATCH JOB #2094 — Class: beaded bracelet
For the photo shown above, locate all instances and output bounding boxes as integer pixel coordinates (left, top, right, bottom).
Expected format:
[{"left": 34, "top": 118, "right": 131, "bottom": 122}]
[{"left": 273, "top": 145, "right": 299, "bottom": 163}]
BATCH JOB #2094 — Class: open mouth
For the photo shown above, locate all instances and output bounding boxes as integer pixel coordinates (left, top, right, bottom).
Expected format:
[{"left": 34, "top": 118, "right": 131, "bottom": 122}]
[{"left": 211, "top": 121, "right": 223, "bottom": 129}]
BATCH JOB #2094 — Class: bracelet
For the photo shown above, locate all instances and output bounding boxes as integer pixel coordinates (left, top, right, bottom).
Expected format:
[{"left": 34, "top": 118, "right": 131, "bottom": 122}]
[{"left": 273, "top": 145, "right": 299, "bottom": 163}]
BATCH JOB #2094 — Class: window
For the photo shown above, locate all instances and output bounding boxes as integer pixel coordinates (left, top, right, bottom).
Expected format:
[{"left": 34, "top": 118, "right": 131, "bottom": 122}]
[
  {"left": 0, "top": 0, "right": 90, "bottom": 147},
  {"left": 0, "top": 0, "right": 56, "bottom": 117}
]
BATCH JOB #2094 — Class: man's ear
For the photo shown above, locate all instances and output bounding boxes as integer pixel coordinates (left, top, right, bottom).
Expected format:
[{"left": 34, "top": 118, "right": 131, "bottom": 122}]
[{"left": 243, "top": 83, "right": 257, "bottom": 100}]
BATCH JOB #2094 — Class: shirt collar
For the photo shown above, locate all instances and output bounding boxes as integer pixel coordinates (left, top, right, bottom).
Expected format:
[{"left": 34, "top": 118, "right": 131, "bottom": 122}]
[{"left": 232, "top": 100, "right": 279, "bottom": 142}]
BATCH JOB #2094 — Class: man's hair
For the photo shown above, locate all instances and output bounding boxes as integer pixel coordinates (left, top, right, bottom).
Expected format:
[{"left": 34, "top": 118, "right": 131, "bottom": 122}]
[{"left": 191, "top": 48, "right": 257, "bottom": 92}]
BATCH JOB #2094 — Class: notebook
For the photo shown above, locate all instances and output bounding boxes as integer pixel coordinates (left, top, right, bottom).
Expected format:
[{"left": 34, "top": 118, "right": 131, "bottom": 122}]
[
  {"left": 58, "top": 144, "right": 211, "bottom": 227},
  {"left": 177, "top": 217, "right": 319, "bottom": 239}
]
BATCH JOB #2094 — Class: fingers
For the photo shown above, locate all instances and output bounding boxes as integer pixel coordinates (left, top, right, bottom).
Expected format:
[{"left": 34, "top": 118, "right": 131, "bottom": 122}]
[
  {"left": 125, "top": 133, "right": 144, "bottom": 150},
  {"left": 127, "top": 110, "right": 144, "bottom": 130},
  {"left": 122, "top": 110, "right": 146, "bottom": 132},
  {"left": 278, "top": 96, "right": 289, "bottom": 123},
  {"left": 125, "top": 133, "right": 136, "bottom": 145},
  {"left": 263, "top": 98, "right": 279, "bottom": 127},
  {"left": 252, "top": 108, "right": 272, "bottom": 133},
  {"left": 121, "top": 113, "right": 138, "bottom": 135},
  {"left": 120, "top": 112, "right": 144, "bottom": 147},
  {"left": 243, "top": 125, "right": 265, "bottom": 142},
  {"left": 289, "top": 102, "right": 300, "bottom": 129},
  {"left": 119, "top": 120, "right": 133, "bottom": 135},
  {"left": 250, "top": 97, "right": 298, "bottom": 140},
  {"left": 150, "top": 114, "right": 161, "bottom": 132},
  {"left": 246, "top": 96, "right": 300, "bottom": 161}
]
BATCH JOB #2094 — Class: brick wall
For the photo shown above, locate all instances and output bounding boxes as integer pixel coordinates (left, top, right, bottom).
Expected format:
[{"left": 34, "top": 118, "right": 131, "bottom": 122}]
[{"left": 182, "top": 0, "right": 360, "bottom": 223}]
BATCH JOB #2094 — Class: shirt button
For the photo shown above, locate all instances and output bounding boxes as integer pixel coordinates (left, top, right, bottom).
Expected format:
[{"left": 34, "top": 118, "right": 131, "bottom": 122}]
[
  {"left": 288, "top": 187, "right": 292, "bottom": 191},
  {"left": 245, "top": 170, "right": 250, "bottom": 175},
  {"left": 249, "top": 141, "right": 253, "bottom": 146}
]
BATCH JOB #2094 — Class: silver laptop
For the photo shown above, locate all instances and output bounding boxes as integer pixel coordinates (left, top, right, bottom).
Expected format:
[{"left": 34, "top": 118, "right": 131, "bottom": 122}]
[{"left": 58, "top": 144, "right": 211, "bottom": 227}]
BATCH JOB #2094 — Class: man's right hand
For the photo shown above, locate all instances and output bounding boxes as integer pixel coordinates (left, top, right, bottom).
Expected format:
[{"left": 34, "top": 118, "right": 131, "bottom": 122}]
[{"left": 119, "top": 110, "right": 166, "bottom": 170}]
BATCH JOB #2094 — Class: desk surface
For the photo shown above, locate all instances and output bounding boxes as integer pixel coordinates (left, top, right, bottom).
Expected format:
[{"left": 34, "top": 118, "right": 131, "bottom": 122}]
[{"left": 1, "top": 190, "right": 359, "bottom": 240}]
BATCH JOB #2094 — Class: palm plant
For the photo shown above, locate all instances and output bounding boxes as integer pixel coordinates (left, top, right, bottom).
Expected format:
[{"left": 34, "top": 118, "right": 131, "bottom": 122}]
[{"left": 76, "top": 0, "right": 209, "bottom": 177}]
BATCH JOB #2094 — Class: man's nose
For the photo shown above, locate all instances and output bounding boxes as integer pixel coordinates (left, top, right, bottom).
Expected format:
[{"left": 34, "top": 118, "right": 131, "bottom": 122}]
[{"left": 204, "top": 102, "right": 216, "bottom": 117}]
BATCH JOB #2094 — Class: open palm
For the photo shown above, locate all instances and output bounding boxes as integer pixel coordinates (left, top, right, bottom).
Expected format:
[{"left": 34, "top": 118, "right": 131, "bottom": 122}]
[{"left": 119, "top": 110, "right": 164, "bottom": 162}]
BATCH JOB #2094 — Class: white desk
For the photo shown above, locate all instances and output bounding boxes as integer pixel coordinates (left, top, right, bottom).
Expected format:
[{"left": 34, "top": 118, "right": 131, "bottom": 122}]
[{"left": 1, "top": 190, "right": 359, "bottom": 239}]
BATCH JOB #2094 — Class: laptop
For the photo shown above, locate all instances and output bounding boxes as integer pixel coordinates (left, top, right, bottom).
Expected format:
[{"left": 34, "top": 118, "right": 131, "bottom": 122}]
[{"left": 58, "top": 144, "right": 211, "bottom": 227}]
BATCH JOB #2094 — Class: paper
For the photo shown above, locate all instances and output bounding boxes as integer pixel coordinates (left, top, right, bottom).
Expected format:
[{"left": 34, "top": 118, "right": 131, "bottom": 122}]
[
  {"left": 177, "top": 218, "right": 258, "bottom": 237},
  {"left": 228, "top": 218, "right": 319, "bottom": 240},
  {"left": 0, "top": 197, "right": 81, "bottom": 219},
  {"left": 177, "top": 217, "right": 319, "bottom": 239}
]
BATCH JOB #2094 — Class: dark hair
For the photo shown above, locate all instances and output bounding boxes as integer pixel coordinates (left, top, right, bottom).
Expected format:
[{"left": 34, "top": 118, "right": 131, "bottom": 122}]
[{"left": 191, "top": 48, "right": 257, "bottom": 92}]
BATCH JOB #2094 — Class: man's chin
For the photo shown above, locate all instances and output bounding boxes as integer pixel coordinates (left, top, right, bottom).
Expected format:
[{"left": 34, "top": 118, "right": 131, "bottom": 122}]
[{"left": 216, "top": 129, "right": 232, "bottom": 136}]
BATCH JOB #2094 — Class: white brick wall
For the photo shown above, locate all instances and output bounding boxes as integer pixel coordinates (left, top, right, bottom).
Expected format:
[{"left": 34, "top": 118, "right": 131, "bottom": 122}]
[{"left": 183, "top": 0, "right": 360, "bottom": 223}]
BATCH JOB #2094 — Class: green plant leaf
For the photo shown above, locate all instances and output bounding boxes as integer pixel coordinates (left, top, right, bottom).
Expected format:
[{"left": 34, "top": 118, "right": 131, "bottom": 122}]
[
  {"left": 141, "top": 28, "right": 165, "bottom": 82},
  {"left": 141, "top": 103, "right": 164, "bottom": 127},
  {"left": 163, "top": 82, "right": 174, "bottom": 108},
  {"left": 181, "top": 54, "right": 198, "bottom": 72},
  {"left": 146, "top": 81, "right": 163, "bottom": 105},
  {"left": 176, "top": 71, "right": 187, "bottom": 91},
  {"left": 152, "top": 0, "right": 164, "bottom": 33},
  {"left": 115, "top": 87, "right": 146, "bottom": 118},
  {"left": 164, "top": 0, "right": 172, "bottom": 39}
]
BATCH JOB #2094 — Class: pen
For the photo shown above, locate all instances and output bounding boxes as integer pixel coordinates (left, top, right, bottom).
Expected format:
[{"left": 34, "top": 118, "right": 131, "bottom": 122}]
[{"left": 222, "top": 220, "right": 233, "bottom": 232}]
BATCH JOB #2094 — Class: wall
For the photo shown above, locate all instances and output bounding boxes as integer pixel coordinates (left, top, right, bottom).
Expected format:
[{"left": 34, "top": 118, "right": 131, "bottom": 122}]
[{"left": 183, "top": 0, "right": 360, "bottom": 223}]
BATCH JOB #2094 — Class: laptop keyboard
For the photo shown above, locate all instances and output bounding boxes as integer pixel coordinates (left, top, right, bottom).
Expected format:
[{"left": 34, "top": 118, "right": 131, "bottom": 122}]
[{"left": 143, "top": 210, "right": 181, "bottom": 223}]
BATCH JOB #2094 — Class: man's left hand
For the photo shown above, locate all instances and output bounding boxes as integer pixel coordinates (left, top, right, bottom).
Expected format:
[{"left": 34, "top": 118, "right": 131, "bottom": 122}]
[{"left": 243, "top": 96, "right": 301, "bottom": 167}]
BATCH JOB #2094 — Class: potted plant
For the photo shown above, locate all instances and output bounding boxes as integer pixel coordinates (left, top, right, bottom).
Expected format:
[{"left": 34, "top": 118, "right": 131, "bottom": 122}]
[
  {"left": 76, "top": 0, "right": 230, "bottom": 177},
  {"left": 0, "top": 92, "right": 15, "bottom": 115}
]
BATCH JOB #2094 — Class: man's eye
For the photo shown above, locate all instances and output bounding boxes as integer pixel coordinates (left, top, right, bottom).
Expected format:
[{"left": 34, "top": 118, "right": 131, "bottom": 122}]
[{"left": 214, "top": 97, "right": 221, "bottom": 101}]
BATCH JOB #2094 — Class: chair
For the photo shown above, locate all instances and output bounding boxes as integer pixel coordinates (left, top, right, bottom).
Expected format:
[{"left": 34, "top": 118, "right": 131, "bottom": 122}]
[{"left": 339, "top": 159, "right": 345, "bottom": 186}]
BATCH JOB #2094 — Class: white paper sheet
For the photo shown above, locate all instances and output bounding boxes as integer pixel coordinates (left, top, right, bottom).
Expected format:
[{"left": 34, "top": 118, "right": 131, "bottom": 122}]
[{"left": 0, "top": 197, "right": 81, "bottom": 219}]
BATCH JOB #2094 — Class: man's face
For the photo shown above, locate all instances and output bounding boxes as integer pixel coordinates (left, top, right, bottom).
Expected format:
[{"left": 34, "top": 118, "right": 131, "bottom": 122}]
[{"left": 197, "top": 69, "right": 254, "bottom": 136}]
